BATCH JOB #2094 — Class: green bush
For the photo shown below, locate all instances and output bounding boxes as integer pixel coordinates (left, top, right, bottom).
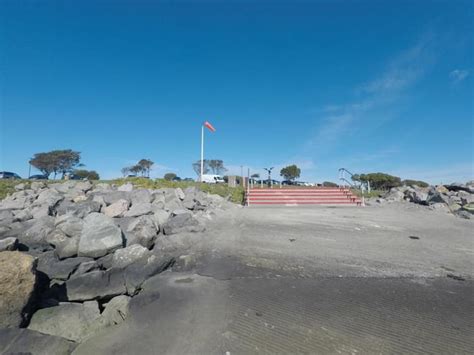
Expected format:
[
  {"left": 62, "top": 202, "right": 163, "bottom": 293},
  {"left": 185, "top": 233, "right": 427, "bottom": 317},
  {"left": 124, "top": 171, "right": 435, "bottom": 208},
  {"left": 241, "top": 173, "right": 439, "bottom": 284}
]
[
  {"left": 402, "top": 179, "right": 429, "bottom": 188},
  {"left": 322, "top": 181, "right": 338, "bottom": 187},
  {"left": 352, "top": 172, "right": 402, "bottom": 190}
]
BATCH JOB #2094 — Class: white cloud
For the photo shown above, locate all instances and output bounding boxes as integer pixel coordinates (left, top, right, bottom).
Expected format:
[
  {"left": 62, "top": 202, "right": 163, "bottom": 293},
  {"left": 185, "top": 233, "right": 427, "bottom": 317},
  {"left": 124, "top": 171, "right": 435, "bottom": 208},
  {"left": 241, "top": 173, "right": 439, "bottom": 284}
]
[
  {"left": 308, "top": 33, "right": 436, "bottom": 151},
  {"left": 449, "top": 69, "right": 469, "bottom": 84}
]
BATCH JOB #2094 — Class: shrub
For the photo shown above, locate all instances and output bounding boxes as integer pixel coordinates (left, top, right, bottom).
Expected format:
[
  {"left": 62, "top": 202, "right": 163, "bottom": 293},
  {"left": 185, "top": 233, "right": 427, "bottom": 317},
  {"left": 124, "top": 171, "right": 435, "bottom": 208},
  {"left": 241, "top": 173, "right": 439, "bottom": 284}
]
[{"left": 402, "top": 179, "right": 429, "bottom": 188}]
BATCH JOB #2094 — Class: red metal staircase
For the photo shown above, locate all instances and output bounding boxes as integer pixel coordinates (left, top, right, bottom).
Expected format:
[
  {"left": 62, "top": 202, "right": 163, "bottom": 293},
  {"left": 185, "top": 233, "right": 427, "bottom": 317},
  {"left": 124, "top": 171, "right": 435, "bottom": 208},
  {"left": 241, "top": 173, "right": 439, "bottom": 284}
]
[{"left": 246, "top": 187, "right": 362, "bottom": 206}]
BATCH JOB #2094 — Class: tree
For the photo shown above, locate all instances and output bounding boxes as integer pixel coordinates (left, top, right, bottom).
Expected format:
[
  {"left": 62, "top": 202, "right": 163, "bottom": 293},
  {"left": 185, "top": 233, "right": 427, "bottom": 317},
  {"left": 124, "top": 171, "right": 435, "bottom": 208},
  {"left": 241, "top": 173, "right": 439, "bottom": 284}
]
[
  {"left": 129, "top": 165, "right": 142, "bottom": 176},
  {"left": 208, "top": 160, "right": 227, "bottom": 175},
  {"left": 192, "top": 160, "right": 210, "bottom": 176},
  {"left": 73, "top": 169, "right": 100, "bottom": 180},
  {"left": 352, "top": 172, "right": 402, "bottom": 190},
  {"left": 280, "top": 165, "right": 301, "bottom": 181},
  {"left": 402, "top": 179, "right": 429, "bottom": 188},
  {"left": 137, "top": 159, "right": 154, "bottom": 178},
  {"left": 164, "top": 173, "right": 177, "bottom": 181},
  {"left": 251, "top": 173, "right": 260, "bottom": 179},
  {"left": 30, "top": 149, "right": 81, "bottom": 179},
  {"left": 121, "top": 167, "right": 130, "bottom": 177},
  {"left": 323, "top": 181, "right": 338, "bottom": 187}
]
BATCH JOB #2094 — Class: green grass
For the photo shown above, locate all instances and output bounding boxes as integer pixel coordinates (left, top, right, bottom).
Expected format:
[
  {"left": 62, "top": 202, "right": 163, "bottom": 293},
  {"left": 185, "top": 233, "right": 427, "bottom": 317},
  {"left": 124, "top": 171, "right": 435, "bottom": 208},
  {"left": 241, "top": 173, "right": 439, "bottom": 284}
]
[
  {"left": 108, "top": 178, "right": 245, "bottom": 204},
  {"left": 0, "top": 178, "right": 245, "bottom": 205}
]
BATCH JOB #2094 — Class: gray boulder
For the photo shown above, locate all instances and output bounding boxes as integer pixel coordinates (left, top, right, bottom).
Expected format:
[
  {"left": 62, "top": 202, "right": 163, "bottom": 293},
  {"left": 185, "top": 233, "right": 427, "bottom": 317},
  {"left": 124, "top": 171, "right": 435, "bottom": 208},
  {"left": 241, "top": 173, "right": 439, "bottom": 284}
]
[
  {"left": 13, "top": 208, "right": 33, "bottom": 222},
  {"left": 31, "top": 181, "right": 46, "bottom": 191},
  {"left": 162, "top": 212, "right": 205, "bottom": 235},
  {"left": 405, "top": 189, "right": 428, "bottom": 205},
  {"left": 75, "top": 181, "right": 93, "bottom": 192},
  {"left": 55, "top": 215, "right": 84, "bottom": 238},
  {"left": 125, "top": 215, "right": 158, "bottom": 249},
  {"left": 0, "top": 328, "right": 77, "bottom": 355},
  {"left": 124, "top": 202, "right": 152, "bottom": 217},
  {"left": 78, "top": 213, "right": 124, "bottom": 258},
  {"left": 66, "top": 253, "right": 174, "bottom": 300},
  {"left": 20, "top": 216, "right": 55, "bottom": 250},
  {"left": 56, "top": 200, "right": 101, "bottom": 219},
  {"left": 96, "top": 295, "right": 131, "bottom": 327},
  {"left": 103, "top": 199, "right": 130, "bottom": 217},
  {"left": 118, "top": 183, "right": 134, "bottom": 192},
  {"left": 46, "top": 229, "right": 79, "bottom": 259},
  {"left": 112, "top": 244, "right": 151, "bottom": 269},
  {"left": 0, "top": 237, "right": 19, "bottom": 251},
  {"left": 65, "top": 269, "right": 127, "bottom": 301},
  {"left": 0, "top": 251, "right": 38, "bottom": 328},
  {"left": 37, "top": 251, "right": 91, "bottom": 280},
  {"left": 131, "top": 189, "right": 152, "bottom": 205},
  {"left": 445, "top": 183, "right": 474, "bottom": 194},
  {"left": 153, "top": 209, "right": 171, "bottom": 226},
  {"left": 28, "top": 301, "right": 101, "bottom": 342},
  {"left": 0, "top": 210, "right": 15, "bottom": 225},
  {"left": 102, "top": 191, "right": 131, "bottom": 205},
  {"left": 426, "top": 189, "right": 450, "bottom": 205},
  {"left": 71, "top": 260, "right": 100, "bottom": 278},
  {"left": 34, "top": 188, "right": 64, "bottom": 208}
]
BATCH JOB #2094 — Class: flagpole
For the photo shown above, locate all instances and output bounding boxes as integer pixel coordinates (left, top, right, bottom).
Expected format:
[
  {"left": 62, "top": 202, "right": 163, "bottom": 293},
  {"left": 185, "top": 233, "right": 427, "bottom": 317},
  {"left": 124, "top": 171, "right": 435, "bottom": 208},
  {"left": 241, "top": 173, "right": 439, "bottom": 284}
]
[{"left": 200, "top": 124, "right": 204, "bottom": 182}]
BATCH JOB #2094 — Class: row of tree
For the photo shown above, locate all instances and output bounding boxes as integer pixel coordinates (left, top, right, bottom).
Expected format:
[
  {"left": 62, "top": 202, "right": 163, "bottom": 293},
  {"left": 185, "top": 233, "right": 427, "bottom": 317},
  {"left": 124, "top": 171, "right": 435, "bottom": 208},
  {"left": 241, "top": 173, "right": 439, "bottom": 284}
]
[
  {"left": 352, "top": 173, "right": 429, "bottom": 190},
  {"left": 121, "top": 159, "right": 154, "bottom": 178},
  {"left": 192, "top": 159, "right": 227, "bottom": 176},
  {"left": 29, "top": 150, "right": 99, "bottom": 180}
]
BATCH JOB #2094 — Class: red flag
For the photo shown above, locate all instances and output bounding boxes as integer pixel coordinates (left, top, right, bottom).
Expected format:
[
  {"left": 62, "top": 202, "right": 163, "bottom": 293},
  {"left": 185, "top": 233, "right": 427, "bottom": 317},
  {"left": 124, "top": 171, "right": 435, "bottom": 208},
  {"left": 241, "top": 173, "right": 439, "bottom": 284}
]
[{"left": 203, "top": 121, "right": 216, "bottom": 132}]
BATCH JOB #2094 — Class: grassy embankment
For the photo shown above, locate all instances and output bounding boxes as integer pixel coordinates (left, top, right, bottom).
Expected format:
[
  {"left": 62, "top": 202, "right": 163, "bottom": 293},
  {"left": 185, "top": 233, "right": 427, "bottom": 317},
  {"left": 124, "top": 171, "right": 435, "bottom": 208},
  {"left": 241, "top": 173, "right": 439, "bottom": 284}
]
[{"left": 0, "top": 178, "right": 245, "bottom": 204}]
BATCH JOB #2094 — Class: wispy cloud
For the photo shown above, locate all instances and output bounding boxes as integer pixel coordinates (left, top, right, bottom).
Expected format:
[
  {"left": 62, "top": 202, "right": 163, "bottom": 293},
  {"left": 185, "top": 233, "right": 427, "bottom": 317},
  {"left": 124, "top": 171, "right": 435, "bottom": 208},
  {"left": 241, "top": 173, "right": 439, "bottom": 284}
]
[
  {"left": 449, "top": 69, "right": 469, "bottom": 84},
  {"left": 308, "top": 33, "right": 436, "bottom": 150}
]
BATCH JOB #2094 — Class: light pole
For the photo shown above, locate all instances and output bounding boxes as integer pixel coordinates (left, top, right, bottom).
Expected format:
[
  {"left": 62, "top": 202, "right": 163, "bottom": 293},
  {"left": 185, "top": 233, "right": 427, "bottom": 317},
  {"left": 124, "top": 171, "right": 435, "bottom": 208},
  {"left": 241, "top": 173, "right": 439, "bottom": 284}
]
[{"left": 263, "top": 167, "right": 274, "bottom": 188}]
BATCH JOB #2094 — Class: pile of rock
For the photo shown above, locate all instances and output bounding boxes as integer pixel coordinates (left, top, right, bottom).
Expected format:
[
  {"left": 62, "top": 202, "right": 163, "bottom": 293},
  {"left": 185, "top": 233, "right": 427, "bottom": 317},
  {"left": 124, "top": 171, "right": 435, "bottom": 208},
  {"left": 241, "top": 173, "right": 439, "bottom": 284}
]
[
  {"left": 381, "top": 182, "right": 474, "bottom": 219},
  {"left": 0, "top": 181, "right": 237, "bottom": 352}
]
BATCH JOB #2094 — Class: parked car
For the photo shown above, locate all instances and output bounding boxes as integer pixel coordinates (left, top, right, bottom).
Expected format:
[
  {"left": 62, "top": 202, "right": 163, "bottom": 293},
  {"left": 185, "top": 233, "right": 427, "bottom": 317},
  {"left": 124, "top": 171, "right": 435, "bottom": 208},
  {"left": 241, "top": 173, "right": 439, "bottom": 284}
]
[
  {"left": 0, "top": 171, "right": 21, "bottom": 179},
  {"left": 183, "top": 178, "right": 194, "bottom": 182},
  {"left": 282, "top": 180, "right": 297, "bottom": 186},
  {"left": 172, "top": 176, "right": 182, "bottom": 182},
  {"left": 29, "top": 174, "right": 48, "bottom": 180},
  {"left": 201, "top": 174, "right": 225, "bottom": 184}
]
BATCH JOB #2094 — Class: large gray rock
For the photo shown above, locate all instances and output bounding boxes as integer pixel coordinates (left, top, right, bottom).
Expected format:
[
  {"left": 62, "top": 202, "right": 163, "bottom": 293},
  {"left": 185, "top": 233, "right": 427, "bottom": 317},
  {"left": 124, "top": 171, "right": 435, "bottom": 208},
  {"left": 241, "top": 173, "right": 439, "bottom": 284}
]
[
  {"left": 0, "top": 210, "right": 14, "bottom": 225},
  {"left": 102, "top": 191, "right": 131, "bottom": 205},
  {"left": 0, "top": 328, "right": 77, "bottom": 355},
  {"left": 71, "top": 260, "right": 100, "bottom": 278},
  {"left": 56, "top": 200, "right": 101, "bottom": 219},
  {"left": 0, "top": 251, "right": 38, "bottom": 328},
  {"left": 112, "top": 244, "right": 151, "bottom": 269},
  {"left": 20, "top": 216, "right": 55, "bottom": 250},
  {"left": 78, "top": 213, "right": 124, "bottom": 258},
  {"left": 34, "top": 188, "right": 64, "bottom": 208},
  {"left": 66, "top": 253, "right": 174, "bottom": 300},
  {"left": 445, "top": 183, "right": 474, "bottom": 194},
  {"left": 426, "top": 189, "right": 450, "bottom": 205},
  {"left": 405, "top": 188, "right": 428, "bottom": 205},
  {"left": 75, "top": 181, "right": 93, "bottom": 192},
  {"left": 28, "top": 301, "right": 101, "bottom": 342},
  {"left": 96, "top": 295, "right": 131, "bottom": 327},
  {"left": 13, "top": 208, "right": 33, "bottom": 222},
  {"left": 131, "top": 189, "right": 152, "bottom": 205},
  {"left": 162, "top": 212, "right": 205, "bottom": 235},
  {"left": 46, "top": 229, "right": 80, "bottom": 259},
  {"left": 125, "top": 215, "right": 158, "bottom": 249},
  {"left": 55, "top": 215, "right": 84, "bottom": 238},
  {"left": 124, "top": 202, "right": 153, "bottom": 217},
  {"left": 458, "top": 191, "right": 474, "bottom": 205},
  {"left": 0, "top": 237, "right": 18, "bottom": 251},
  {"left": 65, "top": 269, "right": 127, "bottom": 301},
  {"left": 153, "top": 209, "right": 171, "bottom": 226},
  {"left": 37, "top": 251, "right": 92, "bottom": 280},
  {"left": 103, "top": 199, "right": 130, "bottom": 217},
  {"left": 118, "top": 183, "right": 134, "bottom": 192}
]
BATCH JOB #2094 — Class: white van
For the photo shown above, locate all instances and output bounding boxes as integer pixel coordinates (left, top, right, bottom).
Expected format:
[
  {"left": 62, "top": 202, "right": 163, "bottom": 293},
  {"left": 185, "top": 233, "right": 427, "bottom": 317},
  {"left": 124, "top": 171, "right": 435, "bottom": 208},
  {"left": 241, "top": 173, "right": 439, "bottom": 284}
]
[{"left": 201, "top": 174, "right": 225, "bottom": 184}]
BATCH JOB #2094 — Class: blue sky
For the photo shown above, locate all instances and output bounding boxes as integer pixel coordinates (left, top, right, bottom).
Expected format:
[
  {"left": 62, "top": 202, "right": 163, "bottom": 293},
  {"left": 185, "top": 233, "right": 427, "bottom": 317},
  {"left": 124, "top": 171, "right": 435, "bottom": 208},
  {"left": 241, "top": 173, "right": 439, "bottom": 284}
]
[{"left": 1, "top": 0, "right": 473, "bottom": 183}]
